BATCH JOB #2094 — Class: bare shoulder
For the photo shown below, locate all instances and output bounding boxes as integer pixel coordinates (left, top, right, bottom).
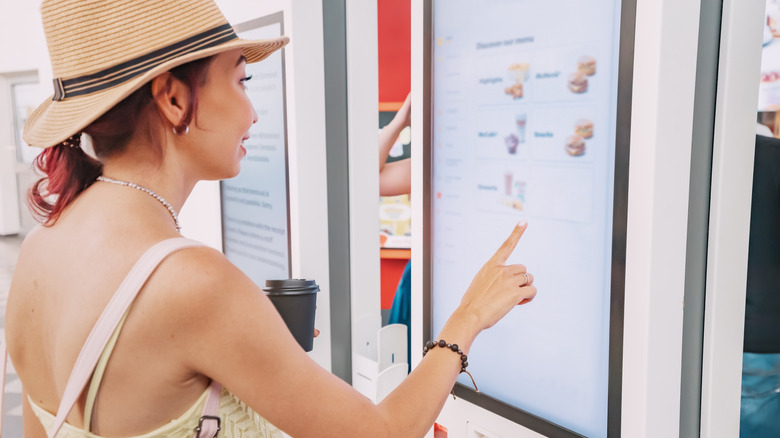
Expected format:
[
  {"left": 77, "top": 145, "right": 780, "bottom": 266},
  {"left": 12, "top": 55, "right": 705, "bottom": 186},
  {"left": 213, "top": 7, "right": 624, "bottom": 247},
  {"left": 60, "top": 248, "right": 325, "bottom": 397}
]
[
  {"left": 131, "top": 242, "right": 265, "bottom": 340},
  {"left": 146, "top": 243, "right": 257, "bottom": 308},
  {"left": 155, "top": 244, "right": 235, "bottom": 284}
]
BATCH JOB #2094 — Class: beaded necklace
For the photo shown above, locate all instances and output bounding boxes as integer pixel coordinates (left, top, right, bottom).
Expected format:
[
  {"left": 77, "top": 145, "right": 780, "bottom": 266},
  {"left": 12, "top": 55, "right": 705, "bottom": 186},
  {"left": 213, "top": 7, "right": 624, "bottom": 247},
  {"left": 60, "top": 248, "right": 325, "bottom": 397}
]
[{"left": 96, "top": 176, "right": 181, "bottom": 232}]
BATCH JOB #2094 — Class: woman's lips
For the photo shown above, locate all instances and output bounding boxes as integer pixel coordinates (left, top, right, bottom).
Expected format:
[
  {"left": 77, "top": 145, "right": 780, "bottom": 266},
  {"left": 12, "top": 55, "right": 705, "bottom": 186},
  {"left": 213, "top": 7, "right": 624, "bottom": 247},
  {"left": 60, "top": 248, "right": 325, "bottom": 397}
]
[
  {"left": 240, "top": 135, "right": 250, "bottom": 156},
  {"left": 240, "top": 144, "right": 247, "bottom": 156}
]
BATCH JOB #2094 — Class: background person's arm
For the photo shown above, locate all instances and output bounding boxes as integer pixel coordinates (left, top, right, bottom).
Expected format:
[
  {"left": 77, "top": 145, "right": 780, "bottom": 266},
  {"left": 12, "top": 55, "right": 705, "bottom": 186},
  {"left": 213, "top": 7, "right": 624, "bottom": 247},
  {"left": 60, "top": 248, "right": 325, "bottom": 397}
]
[
  {"left": 379, "top": 159, "right": 411, "bottom": 196},
  {"left": 379, "top": 93, "right": 411, "bottom": 173}
]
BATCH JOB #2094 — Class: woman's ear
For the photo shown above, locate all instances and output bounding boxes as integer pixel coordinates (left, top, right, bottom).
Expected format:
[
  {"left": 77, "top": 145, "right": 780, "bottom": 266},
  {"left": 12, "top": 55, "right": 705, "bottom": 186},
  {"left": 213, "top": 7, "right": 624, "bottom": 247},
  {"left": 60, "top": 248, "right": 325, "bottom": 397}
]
[{"left": 150, "top": 72, "right": 190, "bottom": 128}]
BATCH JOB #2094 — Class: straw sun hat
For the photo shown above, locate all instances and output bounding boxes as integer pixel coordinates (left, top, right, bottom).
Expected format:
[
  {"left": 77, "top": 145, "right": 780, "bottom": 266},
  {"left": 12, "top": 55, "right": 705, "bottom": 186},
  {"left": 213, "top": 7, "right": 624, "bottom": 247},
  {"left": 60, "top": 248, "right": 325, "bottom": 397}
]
[{"left": 23, "top": 0, "right": 289, "bottom": 149}]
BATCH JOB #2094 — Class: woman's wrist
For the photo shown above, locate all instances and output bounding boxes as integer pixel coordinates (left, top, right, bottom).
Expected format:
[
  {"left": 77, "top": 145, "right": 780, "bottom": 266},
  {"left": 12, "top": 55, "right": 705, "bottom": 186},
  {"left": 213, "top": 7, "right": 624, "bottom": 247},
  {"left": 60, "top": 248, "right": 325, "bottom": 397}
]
[{"left": 438, "top": 307, "right": 481, "bottom": 355}]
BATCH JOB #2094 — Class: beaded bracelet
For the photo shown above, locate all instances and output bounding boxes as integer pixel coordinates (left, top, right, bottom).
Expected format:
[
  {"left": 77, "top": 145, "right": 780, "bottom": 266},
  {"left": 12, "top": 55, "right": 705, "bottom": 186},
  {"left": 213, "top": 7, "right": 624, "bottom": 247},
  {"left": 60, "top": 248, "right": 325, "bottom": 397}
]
[{"left": 423, "top": 339, "right": 479, "bottom": 398}]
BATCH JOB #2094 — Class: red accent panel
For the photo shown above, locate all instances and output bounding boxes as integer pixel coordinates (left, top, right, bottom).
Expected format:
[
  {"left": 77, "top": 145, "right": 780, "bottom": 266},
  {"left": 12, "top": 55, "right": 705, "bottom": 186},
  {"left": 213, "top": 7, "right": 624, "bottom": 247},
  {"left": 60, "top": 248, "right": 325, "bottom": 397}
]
[
  {"left": 380, "top": 256, "right": 408, "bottom": 309},
  {"left": 378, "top": 0, "right": 411, "bottom": 104}
]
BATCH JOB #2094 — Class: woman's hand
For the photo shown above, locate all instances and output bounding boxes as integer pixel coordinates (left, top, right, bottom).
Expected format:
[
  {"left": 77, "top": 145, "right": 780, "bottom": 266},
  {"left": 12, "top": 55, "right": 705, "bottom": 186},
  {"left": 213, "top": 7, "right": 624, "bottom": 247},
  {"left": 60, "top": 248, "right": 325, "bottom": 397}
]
[{"left": 457, "top": 220, "right": 536, "bottom": 332}]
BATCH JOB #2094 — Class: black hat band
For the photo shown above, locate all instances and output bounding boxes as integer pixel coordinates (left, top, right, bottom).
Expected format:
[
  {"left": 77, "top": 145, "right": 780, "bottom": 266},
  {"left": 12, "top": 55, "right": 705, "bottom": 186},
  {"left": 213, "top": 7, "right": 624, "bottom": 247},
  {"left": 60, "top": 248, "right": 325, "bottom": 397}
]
[{"left": 52, "top": 23, "right": 237, "bottom": 101}]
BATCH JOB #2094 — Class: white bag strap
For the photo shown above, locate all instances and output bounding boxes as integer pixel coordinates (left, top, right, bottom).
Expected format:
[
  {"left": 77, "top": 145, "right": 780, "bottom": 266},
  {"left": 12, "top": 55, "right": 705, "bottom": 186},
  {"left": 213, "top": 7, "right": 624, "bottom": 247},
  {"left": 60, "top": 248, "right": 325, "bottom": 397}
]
[{"left": 48, "top": 238, "right": 222, "bottom": 438}]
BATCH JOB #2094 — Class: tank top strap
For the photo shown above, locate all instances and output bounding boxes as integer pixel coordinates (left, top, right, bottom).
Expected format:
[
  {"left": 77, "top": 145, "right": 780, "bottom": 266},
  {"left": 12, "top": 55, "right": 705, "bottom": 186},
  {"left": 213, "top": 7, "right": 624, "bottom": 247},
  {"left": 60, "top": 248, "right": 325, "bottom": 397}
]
[
  {"left": 82, "top": 310, "right": 129, "bottom": 432},
  {"left": 49, "top": 238, "right": 204, "bottom": 438}
]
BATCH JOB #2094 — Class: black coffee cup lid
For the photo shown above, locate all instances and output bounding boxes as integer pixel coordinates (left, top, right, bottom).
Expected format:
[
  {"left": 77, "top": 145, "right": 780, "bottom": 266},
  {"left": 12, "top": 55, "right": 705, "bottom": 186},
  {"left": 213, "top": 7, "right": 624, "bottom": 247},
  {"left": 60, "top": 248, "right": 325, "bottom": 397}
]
[{"left": 263, "top": 279, "right": 320, "bottom": 295}]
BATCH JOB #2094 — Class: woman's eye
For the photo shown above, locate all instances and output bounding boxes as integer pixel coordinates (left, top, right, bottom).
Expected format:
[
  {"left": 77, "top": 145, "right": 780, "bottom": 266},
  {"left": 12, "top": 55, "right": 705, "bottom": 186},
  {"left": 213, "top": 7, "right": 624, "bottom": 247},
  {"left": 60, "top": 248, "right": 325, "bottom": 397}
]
[{"left": 240, "top": 74, "right": 253, "bottom": 89}]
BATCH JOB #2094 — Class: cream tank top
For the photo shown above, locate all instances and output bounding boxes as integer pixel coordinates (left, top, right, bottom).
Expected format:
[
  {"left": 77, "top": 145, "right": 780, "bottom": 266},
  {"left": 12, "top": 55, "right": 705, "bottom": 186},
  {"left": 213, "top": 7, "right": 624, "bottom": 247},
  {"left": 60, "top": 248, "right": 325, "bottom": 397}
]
[{"left": 29, "top": 238, "right": 284, "bottom": 438}]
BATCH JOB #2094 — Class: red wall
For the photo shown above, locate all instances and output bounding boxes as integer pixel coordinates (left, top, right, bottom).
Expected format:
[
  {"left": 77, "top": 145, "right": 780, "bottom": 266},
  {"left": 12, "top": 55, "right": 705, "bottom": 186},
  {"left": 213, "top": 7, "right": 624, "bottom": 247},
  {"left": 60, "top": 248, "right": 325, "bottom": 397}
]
[{"left": 378, "top": 0, "right": 411, "bottom": 108}]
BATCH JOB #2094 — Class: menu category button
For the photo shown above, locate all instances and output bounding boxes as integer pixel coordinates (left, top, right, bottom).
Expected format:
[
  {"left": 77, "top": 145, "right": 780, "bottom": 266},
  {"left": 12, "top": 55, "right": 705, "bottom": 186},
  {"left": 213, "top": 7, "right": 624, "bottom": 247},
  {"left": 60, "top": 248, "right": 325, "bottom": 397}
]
[
  {"left": 479, "top": 77, "right": 503, "bottom": 85},
  {"left": 536, "top": 71, "right": 561, "bottom": 79},
  {"left": 478, "top": 131, "right": 498, "bottom": 138},
  {"left": 534, "top": 132, "right": 554, "bottom": 138}
]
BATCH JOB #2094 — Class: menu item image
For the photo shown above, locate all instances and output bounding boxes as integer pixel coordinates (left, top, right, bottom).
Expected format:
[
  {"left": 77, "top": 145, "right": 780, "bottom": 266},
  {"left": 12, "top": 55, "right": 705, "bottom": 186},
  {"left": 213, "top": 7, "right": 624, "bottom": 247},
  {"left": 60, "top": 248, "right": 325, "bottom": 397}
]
[
  {"left": 501, "top": 198, "right": 525, "bottom": 211},
  {"left": 575, "top": 119, "right": 594, "bottom": 138},
  {"left": 504, "top": 62, "right": 530, "bottom": 100},
  {"left": 565, "top": 134, "right": 586, "bottom": 156},
  {"left": 761, "top": 71, "right": 780, "bottom": 84},
  {"left": 498, "top": 170, "right": 525, "bottom": 211},
  {"left": 769, "top": 0, "right": 780, "bottom": 37},
  {"left": 504, "top": 171, "right": 513, "bottom": 196},
  {"left": 568, "top": 71, "right": 589, "bottom": 93},
  {"left": 516, "top": 113, "right": 528, "bottom": 143},
  {"left": 507, "top": 62, "right": 531, "bottom": 82},
  {"left": 505, "top": 133, "right": 520, "bottom": 154},
  {"left": 505, "top": 82, "right": 524, "bottom": 99},
  {"left": 577, "top": 55, "right": 597, "bottom": 76}
]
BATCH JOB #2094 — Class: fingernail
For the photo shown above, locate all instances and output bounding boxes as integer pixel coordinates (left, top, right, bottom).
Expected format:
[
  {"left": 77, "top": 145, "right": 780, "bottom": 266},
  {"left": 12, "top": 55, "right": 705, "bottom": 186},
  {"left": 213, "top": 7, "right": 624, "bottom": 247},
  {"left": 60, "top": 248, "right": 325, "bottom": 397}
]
[{"left": 517, "top": 218, "right": 527, "bottom": 227}]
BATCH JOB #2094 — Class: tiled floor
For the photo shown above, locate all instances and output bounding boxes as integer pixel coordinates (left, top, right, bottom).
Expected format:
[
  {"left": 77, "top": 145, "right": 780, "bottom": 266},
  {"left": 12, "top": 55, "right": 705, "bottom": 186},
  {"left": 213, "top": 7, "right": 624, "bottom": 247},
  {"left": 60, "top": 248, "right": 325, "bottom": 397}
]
[{"left": 0, "top": 234, "right": 24, "bottom": 437}]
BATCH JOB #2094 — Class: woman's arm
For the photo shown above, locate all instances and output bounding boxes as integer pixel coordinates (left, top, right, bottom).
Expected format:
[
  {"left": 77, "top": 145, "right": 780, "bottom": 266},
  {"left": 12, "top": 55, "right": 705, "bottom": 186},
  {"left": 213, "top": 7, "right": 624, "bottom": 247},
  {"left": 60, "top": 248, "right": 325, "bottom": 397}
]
[{"left": 154, "top": 222, "right": 533, "bottom": 437}]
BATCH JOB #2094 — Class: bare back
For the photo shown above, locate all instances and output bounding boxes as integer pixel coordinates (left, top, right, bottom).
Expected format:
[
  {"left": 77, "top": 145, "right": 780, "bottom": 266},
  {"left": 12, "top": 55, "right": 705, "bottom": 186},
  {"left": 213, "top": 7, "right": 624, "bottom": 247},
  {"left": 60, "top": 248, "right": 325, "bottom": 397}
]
[{"left": 6, "top": 185, "right": 211, "bottom": 436}]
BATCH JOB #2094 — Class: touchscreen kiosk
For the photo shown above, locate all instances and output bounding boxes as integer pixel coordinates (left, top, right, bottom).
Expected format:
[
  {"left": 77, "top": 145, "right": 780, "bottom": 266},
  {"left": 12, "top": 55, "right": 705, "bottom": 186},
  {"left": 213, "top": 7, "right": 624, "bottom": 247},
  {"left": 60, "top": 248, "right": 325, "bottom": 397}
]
[
  {"left": 220, "top": 12, "right": 291, "bottom": 285},
  {"left": 425, "top": 0, "right": 632, "bottom": 436}
]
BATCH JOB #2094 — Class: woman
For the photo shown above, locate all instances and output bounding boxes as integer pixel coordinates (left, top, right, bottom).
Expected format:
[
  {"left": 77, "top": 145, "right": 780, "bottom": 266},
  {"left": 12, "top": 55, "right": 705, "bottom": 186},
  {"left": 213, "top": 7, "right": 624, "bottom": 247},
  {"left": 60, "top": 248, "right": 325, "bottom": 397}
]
[{"left": 6, "top": 1, "right": 537, "bottom": 437}]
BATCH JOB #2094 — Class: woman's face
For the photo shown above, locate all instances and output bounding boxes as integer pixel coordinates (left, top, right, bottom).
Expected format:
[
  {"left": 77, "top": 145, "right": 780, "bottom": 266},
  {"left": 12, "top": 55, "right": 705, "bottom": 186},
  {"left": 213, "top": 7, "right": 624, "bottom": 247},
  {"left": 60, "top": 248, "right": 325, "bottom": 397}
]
[{"left": 182, "top": 48, "right": 257, "bottom": 180}]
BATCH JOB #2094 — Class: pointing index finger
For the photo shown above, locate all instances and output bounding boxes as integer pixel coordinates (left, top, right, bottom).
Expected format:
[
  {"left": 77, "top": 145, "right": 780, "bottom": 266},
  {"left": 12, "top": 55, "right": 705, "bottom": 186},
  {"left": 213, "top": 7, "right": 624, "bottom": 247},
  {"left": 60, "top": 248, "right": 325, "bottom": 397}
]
[{"left": 493, "top": 219, "right": 528, "bottom": 264}]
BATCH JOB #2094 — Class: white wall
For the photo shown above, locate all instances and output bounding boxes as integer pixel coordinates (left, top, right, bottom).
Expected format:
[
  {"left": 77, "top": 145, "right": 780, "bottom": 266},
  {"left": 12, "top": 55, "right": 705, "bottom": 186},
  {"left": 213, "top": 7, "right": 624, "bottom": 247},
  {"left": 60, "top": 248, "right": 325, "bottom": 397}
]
[
  {"left": 0, "top": 0, "right": 49, "bottom": 80},
  {"left": 0, "top": 0, "right": 49, "bottom": 235}
]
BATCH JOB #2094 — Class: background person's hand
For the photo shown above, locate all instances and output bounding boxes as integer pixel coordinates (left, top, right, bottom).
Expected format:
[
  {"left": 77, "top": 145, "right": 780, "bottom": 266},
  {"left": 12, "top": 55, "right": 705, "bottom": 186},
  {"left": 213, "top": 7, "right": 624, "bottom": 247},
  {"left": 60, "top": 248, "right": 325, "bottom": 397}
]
[
  {"left": 393, "top": 92, "right": 411, "bottom": 128},
  {"left": 457, "top": 220, "right": 536, "bottom": 331}
]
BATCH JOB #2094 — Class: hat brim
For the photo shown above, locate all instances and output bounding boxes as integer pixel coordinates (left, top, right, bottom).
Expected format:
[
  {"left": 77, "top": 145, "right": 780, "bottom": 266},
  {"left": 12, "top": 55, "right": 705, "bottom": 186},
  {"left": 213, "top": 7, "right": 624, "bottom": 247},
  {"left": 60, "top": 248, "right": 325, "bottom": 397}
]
[{"left": 23, "top": 36, "right": 289, "bottom": 149}]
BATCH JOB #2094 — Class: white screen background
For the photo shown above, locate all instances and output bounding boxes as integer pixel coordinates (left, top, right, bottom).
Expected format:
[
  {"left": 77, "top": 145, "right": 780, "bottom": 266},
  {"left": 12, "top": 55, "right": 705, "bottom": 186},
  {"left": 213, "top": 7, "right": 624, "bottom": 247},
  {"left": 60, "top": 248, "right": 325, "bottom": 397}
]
[{"left": 430, "top": 1, "right": 622, "bottom": 436}]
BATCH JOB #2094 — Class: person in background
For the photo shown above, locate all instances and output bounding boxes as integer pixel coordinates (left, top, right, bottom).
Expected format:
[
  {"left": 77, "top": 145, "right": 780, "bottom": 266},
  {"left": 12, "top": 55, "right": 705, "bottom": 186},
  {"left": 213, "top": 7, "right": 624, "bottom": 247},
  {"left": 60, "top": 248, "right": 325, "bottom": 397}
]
[
  {"left": 378, "top": 93, "right": 413, "bottom": 371},
  {"left": 6, "top": 2, "right": 537, "bottom": 437},
  {"left": 740, "top": 115, "right": 780, "bottom": 437}
]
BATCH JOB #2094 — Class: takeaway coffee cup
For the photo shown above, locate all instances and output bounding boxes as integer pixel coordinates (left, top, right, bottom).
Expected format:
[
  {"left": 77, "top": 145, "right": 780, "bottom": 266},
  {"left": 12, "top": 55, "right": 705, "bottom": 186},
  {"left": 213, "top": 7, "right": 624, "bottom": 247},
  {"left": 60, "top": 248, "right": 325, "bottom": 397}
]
[{"left": 263, "top": 279, "right": 320, "bottom": 352}]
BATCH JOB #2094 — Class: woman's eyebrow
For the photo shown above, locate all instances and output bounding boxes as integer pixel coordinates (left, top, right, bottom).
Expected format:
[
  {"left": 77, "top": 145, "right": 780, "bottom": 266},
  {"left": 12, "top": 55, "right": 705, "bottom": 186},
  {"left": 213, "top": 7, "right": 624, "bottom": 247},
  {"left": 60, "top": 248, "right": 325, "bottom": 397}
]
[{"left": 236, "top": 54, "right": 247, "bottom": 66}]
